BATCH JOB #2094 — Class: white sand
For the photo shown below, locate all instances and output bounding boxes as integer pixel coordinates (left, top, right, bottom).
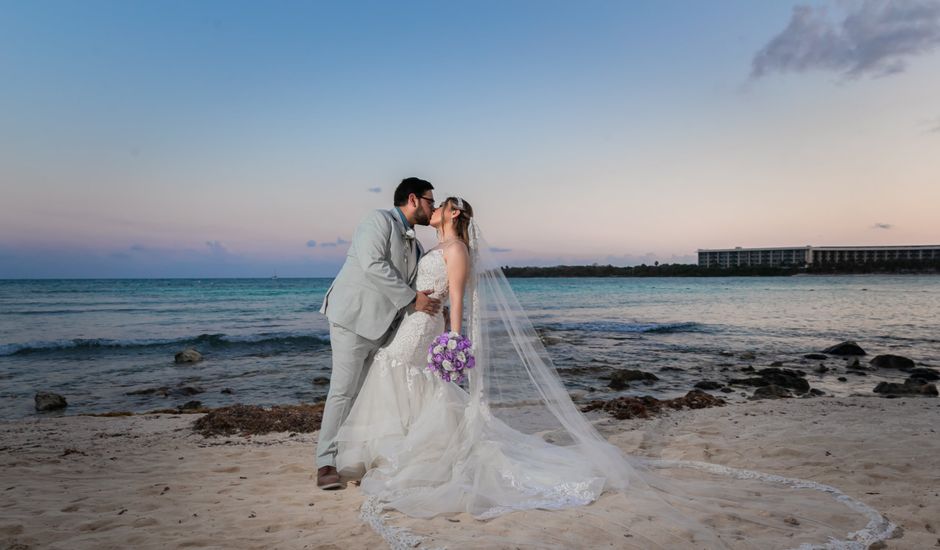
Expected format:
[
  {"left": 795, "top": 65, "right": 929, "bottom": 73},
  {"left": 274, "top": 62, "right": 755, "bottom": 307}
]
[{"left": 1, "top": 396, "right": 937, "bottom": 549}]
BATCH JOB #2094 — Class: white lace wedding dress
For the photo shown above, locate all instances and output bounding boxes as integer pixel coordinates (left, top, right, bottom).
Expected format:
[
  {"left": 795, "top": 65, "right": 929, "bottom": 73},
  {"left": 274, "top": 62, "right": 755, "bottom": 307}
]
[
  {"left": 333, "top": 243, "right": 895, "bottom": 549},
  {"left": 335, "top": 247, "right": 605, "bottom": 519}
]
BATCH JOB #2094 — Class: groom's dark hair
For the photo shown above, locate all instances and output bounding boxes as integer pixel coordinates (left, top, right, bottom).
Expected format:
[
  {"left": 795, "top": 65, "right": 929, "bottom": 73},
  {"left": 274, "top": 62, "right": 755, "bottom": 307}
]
[{"left": 393, "top": 177, "right": 434, "bottom": 206}]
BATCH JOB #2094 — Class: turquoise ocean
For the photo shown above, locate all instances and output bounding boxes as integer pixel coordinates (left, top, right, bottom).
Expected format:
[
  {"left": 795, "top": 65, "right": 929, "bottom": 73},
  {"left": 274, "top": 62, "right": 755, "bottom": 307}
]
[{"left": 2, "top": 276, "right": 939, "bottom": 420}]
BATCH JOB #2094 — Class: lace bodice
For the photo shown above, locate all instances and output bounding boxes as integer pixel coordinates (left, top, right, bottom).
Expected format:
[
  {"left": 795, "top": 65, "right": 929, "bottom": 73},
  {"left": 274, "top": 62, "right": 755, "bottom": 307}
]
[
  {"left": 375, "top": 248, "right": 448, "bottom": 368},
  {"left": 415, "top": 247, "right": 449, "bottom": 302}
]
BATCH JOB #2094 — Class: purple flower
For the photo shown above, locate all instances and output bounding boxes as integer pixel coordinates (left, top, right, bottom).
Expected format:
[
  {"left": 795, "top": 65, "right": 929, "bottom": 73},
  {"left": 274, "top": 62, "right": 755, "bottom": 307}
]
[{"left": 426, "top": 331, "right": 476, "bottom": 383}]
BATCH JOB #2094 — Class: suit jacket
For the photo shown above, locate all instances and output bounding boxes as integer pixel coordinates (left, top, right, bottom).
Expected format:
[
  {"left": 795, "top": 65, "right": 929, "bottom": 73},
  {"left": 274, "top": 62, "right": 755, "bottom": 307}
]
[{"left": 319, "top": 208, "right": 423, "bottom": 340}]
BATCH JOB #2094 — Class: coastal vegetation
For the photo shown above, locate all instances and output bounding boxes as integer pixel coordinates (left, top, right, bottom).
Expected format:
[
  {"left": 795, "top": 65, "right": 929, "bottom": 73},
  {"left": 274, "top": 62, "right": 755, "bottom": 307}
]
[{"left": 501, "top": 260, "right": 940, "bottom": 278}]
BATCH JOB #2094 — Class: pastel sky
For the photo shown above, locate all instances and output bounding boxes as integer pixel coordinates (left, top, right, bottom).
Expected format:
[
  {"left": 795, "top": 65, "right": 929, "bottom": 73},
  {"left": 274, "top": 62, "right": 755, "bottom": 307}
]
[{"left": 2, "top": 0, "right": 939, "bottom": 278}]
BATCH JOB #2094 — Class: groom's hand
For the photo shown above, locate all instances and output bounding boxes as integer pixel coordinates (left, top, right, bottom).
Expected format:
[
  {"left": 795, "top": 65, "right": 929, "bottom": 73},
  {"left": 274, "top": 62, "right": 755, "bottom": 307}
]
[{"left": 415, "top": 290, "right": 441, "bottom": 315}]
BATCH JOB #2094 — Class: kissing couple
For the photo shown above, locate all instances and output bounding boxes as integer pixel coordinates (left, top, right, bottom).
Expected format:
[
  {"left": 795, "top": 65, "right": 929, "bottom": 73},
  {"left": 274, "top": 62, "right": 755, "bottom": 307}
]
[{"left": 312, "top": 177, "right": 894, "bottom": 548}]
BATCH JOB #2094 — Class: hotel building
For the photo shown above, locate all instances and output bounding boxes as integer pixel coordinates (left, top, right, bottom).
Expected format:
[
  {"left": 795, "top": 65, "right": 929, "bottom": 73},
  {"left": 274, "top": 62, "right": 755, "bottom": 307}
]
[{"left": 697, "top": 245, "right": 940, "bottom": 268}]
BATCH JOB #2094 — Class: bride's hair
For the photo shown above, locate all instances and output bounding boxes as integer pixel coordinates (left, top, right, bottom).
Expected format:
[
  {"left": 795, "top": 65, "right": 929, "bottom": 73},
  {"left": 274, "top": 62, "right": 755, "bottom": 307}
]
[{"left": 442, "top": 197, "right": 474, "bottom": 247}]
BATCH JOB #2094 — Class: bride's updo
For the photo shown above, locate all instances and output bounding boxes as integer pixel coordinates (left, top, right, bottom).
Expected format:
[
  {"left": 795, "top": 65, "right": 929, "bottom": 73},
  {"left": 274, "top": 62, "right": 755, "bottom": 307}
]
[{"left": 442, "top": 197, "right": 474, "bottom": 248}]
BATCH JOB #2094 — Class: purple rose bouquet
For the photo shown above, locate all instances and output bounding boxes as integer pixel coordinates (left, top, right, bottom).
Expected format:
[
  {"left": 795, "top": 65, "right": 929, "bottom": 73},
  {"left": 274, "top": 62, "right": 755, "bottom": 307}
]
[{"left": 427, "top": 331, "right": 475, "bottom": 383}]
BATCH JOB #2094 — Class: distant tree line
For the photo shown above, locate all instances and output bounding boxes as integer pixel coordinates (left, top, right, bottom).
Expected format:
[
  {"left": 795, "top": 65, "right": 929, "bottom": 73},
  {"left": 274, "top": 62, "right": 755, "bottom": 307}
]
[
  {"left": 501, "top": 260, "right": 940, "bottom": 278},
  {"left": 803, "top": 259, "right": 940, "bottom": 275}
]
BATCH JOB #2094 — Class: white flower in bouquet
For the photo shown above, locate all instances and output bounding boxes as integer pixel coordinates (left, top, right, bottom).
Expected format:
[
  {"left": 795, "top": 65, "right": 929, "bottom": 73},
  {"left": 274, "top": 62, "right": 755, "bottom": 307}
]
[
  {"left": 449, "top": 371, "right": 458, "bottom": 381},
  {"left": 447, "top": 339, "right": 458, "bottom": 350},
  {"left": 442, "top": 359, "right": 454, "bottom": 371},
  {"left": 433, "top": 345, "right": 444, "bottom": 354},
  {"left": 457, "top": 351, "right": 466, "bottom": 363},
  {"left": 427, "top": 353, "right": 433, "bottom": 363}
]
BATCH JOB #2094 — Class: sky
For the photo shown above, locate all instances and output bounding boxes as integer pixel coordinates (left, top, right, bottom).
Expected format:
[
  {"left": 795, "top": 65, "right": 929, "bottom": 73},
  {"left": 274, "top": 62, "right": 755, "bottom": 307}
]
[{"left": 1, "top": 0, "right": 939, "bottom": 278}]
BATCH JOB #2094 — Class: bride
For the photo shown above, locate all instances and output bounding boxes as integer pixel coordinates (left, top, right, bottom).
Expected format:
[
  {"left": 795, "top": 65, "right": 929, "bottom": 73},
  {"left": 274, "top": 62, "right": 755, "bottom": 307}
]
[{"left": 334, "top": 197, "right": 894, "bottom": 549}]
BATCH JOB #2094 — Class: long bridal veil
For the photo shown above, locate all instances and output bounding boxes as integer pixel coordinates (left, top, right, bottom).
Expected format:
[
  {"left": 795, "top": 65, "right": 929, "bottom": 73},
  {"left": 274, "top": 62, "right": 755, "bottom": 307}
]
[{"left": 360, "top": 219, "right": 895, "bottom": 549}]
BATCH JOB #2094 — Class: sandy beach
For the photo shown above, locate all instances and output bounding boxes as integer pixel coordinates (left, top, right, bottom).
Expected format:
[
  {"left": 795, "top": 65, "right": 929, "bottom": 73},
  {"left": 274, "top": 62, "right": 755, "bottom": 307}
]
[{"left": 1, "top": 395, "right": 937, "bottom": 550}]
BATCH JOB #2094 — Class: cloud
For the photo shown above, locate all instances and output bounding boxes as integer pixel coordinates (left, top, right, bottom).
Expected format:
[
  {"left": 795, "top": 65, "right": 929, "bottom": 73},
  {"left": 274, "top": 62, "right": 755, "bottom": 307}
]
[
  {"left": 489, "top": 247, "right": 512, "bottom": 253},
  {"left": 872, "top": 222, "right": 894, "bottom": 229},
  {"left": 751, "top": 1, "right": 940, "bottom": 79},
  {"left": 205, "top": 240, "right": 228, "bottom": 255},
  {"left": 315, "top": 237, "right": 350, "bottom": 249},
  {"left": 367, "top": 187, "right": 382, "bottom": 193},
  {"left": 306, "top": 240, "right": 317, "bottom": 248}
]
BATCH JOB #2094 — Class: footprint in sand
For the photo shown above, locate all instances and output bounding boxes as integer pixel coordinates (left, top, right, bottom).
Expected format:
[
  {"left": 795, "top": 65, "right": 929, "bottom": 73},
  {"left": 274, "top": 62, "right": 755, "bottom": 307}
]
[
  {"left": 131, "top": 517, "right": 160, "bottom": 528},
  {"left": 0, "top": 524, "right": 25, "bottom": 536}
]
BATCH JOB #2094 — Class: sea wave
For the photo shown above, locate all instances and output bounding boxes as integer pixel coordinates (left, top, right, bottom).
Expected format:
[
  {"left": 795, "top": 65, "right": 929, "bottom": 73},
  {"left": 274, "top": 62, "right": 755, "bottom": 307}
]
[
  {"left": 0, "top": 332, "right": 331, "bottom": 356},
  {"left": 545, "top": 321, "right": 704, "bottom": 334}
]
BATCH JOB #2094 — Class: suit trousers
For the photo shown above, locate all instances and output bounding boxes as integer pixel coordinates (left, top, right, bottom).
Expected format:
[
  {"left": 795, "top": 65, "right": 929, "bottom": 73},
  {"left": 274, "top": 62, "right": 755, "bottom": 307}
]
[{"left": 315, "top": 322, "right": 388, "bottom": 468}]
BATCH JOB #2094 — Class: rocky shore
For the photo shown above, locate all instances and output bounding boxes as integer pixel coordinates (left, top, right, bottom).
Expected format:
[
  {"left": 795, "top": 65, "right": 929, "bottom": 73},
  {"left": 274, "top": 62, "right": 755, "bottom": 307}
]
[{"left": 6, "top": 341, "right": 938, "bottom": 548}]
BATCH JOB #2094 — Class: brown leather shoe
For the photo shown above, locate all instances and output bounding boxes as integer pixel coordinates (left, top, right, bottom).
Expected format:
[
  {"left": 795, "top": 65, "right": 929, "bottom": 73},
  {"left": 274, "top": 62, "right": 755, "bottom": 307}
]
[{"left": 317, "top": 466, "right": 342, "bottom": 490}]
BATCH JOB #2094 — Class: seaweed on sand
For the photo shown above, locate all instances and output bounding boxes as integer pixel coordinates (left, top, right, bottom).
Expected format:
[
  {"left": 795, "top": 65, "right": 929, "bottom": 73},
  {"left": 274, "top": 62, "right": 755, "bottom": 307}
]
[{"left": 192, "top": 403, "right": 325, "bottom": 437}]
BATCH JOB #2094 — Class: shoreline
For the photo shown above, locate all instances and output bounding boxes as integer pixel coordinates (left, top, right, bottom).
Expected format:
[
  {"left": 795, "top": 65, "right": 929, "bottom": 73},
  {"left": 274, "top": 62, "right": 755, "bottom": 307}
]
[{"left": 2, "top": 395, "right": 937, "bottom": 549}]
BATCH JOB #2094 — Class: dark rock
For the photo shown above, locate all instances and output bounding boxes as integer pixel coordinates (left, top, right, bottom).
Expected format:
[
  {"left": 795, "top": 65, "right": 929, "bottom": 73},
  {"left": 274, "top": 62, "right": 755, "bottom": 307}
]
[
  {"left": 809, "top": 388, "right": 826, "bottom": 396},
  {"left": 837, "top": 376, "right": 848, "bottom": 382},
  {"left": 694, "top": 381, "right": 723, "bottom": 390},
  {"left": 756, "top": 368, "right": 811, "bottom": 392},
  {"left": 769, "top": 361, "right": 785, "bottom": 367},
  {"left": 804, "top": 353, "right": 828, "bottom": 360},
  {"left": 539, "top": 335, "right": 563, "bottom": 346},
  {"left": 907, "top": 367, "right": 940, "bottom": 382},
  {"left": 846, "top": 358, "right": 863, "bottom": 369},
  {"left": 35, "top": 391, "right": 68, "bottom": 411},
  {"left": 814, "top": 364, "right": 829, "bottom": 374},
  {"left": 823, "top": 341, "right": 867, "bottom": 356},
  {"left": 581, "top": 390, "right": 725, "bottom": 420},
  {"left": 175, "top": 385, "right": 204, "bottom": 396},
  {"left": 851, "top": 370, "right": 868, "bottom": 376},
  {"left": 758, "top": 367, "right": 806, "bottom": 378},
  {"left": 739, "top": 352, "right": 756, "bottom": 361},
  {"left": 719, "top": 387, "right": 734, "bottom": 393},
  {"left": 312, "top": 377, "right": 330, "bottom": 386},
  {"left": 221, "top": 388, "right": 234, "bottom": 394},
  {"left": 179, "top": 400, "right": 204, "bottom": 410},
  {"left": 751, "top": 385, "right": 792, "bottom": 400},
  {"left": 127, "top": 386, "right": 170, "bottom": 397},
  {"left": 175, "top": 348, "right": 203, "bottom": 364},
  {"left": 870, "top": 354, "right": 916, "bottom": 371},
  {"left": 730, "top": 369, "right": 810, "bottom": 392},
  {"left": 739, "top": 366, "right": 755, "bottom": 373},
  {"left": 873, "top": 381, "right": 938, "bottom": 397},
  {"left": 607, "top": 369, "right": 659, "bottom": 390},
  {"left": 729, "top": 377, "right": 767, "bottom": 387}
]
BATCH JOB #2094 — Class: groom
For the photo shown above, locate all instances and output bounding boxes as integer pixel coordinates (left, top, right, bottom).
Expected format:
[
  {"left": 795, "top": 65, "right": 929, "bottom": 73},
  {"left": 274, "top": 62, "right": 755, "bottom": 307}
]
[{"left": 316, "top": 177, "right": 441, "bottom": 489}]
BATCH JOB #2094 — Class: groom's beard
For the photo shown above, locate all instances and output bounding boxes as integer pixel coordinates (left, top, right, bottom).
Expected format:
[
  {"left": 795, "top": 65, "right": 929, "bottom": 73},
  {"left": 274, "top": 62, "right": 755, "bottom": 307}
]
[{"left": 413, "top": 210, "right": 431, "bottom": 226}]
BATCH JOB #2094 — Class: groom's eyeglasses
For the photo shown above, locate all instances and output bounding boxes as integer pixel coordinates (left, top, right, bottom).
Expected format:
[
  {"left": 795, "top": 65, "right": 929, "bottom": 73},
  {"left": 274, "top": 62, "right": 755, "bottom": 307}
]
[{"left": 417, "top": 195, "right": 435, "bottom": 208}]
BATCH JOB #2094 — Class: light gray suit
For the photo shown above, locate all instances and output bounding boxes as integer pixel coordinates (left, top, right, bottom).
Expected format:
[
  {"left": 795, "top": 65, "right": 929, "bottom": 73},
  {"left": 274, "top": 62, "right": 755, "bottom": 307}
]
[{"left": 316, "top": 208, "right": 423, "bottom": 468}]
